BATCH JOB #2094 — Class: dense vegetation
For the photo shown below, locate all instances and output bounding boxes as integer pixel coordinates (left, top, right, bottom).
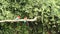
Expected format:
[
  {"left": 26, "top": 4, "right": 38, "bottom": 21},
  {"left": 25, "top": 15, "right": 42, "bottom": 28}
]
[{"left": 0, "top": 0, "right": 60, "bottom": 34}]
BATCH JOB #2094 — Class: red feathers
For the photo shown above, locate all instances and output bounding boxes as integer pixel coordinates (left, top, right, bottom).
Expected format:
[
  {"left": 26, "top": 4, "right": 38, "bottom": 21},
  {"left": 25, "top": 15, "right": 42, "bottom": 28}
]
[
  {"left": 15, "top": 16, "right": 20, "bottom": 20},
  {"left": 17, "top": 16, "right": 20, "bottom": 19}
]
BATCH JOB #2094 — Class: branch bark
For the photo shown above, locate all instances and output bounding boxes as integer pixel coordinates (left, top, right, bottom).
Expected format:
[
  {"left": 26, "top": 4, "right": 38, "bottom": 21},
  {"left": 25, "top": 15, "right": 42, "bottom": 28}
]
[{"left": 0, "top": 17, "right": 39, "bottom": 22}]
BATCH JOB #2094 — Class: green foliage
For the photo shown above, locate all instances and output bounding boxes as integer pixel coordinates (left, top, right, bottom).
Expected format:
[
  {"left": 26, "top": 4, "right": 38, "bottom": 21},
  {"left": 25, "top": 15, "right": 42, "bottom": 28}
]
[{"left": 0, "top": 0, "right": 60, "bottom": 34}]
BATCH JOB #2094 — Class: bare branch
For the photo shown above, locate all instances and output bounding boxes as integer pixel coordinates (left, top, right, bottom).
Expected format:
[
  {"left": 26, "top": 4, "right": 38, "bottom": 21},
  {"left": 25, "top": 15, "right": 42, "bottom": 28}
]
[{"left": 0, "top": 17, "right": 39, "bottom": 22}]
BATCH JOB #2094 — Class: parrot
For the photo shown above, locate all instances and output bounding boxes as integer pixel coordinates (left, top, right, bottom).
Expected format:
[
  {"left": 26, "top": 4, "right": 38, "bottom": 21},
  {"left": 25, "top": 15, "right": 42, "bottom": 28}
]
[
  {"left": 24, "top": 16, "right": 27, "bottom": 20},
  {"left": 24, "top": 16, "right": 29, "bottom": 26},
  {"left": 15, "top": 16, "right": 20, "bottom": 20},
  {"left": 24, "top": 16, "right": 27, "bottom": 23}
]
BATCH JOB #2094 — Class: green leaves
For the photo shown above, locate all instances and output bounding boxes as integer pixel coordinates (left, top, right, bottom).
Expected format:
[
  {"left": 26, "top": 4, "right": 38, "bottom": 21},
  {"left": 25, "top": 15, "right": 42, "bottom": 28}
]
[{"left": 0, "top": 0, "right": 60, "bottom": 34}]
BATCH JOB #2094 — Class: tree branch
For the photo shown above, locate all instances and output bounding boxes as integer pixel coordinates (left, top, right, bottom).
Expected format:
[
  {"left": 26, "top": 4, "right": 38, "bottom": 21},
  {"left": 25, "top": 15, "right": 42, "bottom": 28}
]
[{"left": 0, "top": 17, "right": 39, "bottom": 22}]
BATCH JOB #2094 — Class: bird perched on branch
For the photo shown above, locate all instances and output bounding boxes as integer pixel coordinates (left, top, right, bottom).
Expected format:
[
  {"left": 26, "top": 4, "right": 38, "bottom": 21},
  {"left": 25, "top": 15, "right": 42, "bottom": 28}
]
[
  {"left": 24, "top": 16, "right": 27, "bottom": 20},
  {"left": 24, "top": 16, "right": 29, "bottom": 26},
  {"left": 15, "top": 16, "right": 20, "bottom": 20},
  {"left": 24, "top": 16, "right": 27, "bottom": 23}
]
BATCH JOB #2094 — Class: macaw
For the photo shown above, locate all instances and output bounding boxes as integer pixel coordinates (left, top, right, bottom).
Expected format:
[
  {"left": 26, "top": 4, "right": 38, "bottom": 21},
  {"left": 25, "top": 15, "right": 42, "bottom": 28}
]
[
  {"left": 24, "top": 16, "right": 29, "bottom": 26},
  {"left": 24, "top": 16, "right": 27, "bottom": 23},
  {"left": 15, "top": 16, "right": 20, "bottom": 20}
]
